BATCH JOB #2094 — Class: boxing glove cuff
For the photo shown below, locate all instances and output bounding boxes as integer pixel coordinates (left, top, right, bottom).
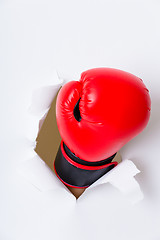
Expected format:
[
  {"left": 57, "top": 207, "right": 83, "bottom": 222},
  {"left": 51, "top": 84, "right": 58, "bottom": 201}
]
[{"left": 54, "top": 141, "right": 118, "bottom": 188}]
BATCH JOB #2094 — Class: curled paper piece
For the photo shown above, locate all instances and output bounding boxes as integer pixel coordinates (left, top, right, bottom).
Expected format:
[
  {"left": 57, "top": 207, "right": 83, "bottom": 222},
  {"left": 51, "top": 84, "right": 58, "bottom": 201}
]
[
  {"left": 16, "top": 155, "right": 76, "bottom": 204},
  {"left": 25, "top": 70, "right": 64, "bottom": 141},
  {"left": 17, "top": 69, "right": 144, "bottom": 205},
  {"left": 28, "top": 84, "right": 63, "bottom": 116},
  {"left": 84, "top": 159, "right": 143, "bottom": 205},
  {"left": 17, "top": 154, "right": 65, "bottom": 192}
]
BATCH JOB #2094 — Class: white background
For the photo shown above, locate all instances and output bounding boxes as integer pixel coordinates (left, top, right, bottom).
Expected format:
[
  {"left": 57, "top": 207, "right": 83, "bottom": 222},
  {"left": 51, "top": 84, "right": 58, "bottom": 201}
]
[{"left": 0, "top": 0, "right": 160, "bottom": 239}]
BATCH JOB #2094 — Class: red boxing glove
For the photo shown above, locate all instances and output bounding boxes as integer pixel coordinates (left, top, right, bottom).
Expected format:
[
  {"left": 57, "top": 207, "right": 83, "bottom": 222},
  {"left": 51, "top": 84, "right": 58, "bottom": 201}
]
[{"left": 54, "top": 68, "right": 151, "bottom": 188}]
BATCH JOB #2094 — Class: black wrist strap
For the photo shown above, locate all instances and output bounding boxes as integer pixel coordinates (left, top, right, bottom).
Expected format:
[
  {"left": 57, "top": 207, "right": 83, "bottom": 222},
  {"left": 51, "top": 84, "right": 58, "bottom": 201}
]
[{"left": 54, "top": 142, "right": 117, "bottom": 188}]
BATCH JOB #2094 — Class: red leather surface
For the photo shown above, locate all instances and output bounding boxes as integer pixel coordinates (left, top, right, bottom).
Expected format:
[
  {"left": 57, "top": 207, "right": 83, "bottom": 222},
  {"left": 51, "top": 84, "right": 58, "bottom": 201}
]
[{"left": 56, "top": 68, "right": 151, "bottom": 162}]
